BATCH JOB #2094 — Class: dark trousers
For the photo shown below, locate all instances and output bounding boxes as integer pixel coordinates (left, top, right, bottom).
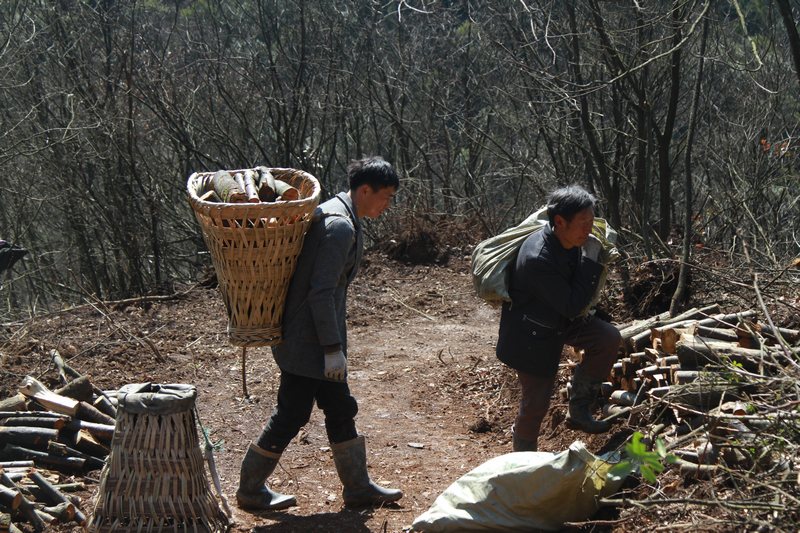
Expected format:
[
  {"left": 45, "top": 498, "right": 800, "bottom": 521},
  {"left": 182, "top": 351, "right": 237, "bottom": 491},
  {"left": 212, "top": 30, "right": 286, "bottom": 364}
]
[
  {"left": 514, "top": 316, "right": 620, "bottom": 442},
  {"left": 256, "top": 371, "right": 359, "bottom": 453}
]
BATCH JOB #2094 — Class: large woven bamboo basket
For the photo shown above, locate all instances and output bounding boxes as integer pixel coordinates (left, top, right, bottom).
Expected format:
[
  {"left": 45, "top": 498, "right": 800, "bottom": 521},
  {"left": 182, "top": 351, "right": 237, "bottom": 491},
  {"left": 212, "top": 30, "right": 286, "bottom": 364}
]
[
  {"left": 187, "top": 168, "right": 321, "bottom": 347},
  {"left": 88, "top": 383, "right": 229, "bottom": 533}
]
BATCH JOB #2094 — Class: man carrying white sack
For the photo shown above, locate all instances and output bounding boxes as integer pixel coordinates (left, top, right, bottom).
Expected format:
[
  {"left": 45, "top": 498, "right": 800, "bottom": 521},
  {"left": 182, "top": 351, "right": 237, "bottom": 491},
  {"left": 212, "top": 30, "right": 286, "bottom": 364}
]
[{"left": 496, "top": 184, "right": 621, "bottom": 452}]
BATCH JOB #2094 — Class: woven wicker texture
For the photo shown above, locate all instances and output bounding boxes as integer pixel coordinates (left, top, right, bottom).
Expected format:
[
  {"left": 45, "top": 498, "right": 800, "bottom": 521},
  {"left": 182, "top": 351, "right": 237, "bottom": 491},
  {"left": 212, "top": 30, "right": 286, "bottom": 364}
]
[
  {"left": 187, "top": 168, "right": 321, "bottom": 347},
  {"left": 89, "top": 383, "right": 228, "bottom": 533}
]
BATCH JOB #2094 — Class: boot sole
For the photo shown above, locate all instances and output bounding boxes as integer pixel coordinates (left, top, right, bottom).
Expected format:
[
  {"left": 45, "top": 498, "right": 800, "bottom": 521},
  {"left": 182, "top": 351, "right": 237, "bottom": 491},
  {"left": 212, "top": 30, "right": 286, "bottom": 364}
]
[
  {"left": 344, "top": 492, "right": 403, "bottom": 507},
  {"left": 236, "top": 492, "right": 297, "bottom": 511}
]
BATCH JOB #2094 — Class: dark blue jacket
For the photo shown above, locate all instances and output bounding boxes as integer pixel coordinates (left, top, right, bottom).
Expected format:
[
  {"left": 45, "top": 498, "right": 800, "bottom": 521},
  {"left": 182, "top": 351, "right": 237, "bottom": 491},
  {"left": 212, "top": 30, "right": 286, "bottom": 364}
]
[{"left": 495, "top": 224, "right": 602, "bottom": 376}]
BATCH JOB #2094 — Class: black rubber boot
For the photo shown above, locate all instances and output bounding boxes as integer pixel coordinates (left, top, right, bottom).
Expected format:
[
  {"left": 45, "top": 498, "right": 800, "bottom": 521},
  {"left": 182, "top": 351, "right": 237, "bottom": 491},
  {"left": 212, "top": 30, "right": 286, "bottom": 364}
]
[
  {"left": 235, "top": 444, "right": 297, "bottom": 511},
  {"left": 330, "top": 436, "right": 403, "bottom": 507},
  {"left": 565, "top": 373, "right": 611, "bottom": 434}
]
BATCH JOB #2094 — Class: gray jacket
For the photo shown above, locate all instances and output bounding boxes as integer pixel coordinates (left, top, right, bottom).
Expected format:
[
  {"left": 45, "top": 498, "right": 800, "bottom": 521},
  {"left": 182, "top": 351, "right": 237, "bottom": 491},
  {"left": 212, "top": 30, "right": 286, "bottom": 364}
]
[{"left": 272, "top": 192, "right": 362, "bottom": 379}]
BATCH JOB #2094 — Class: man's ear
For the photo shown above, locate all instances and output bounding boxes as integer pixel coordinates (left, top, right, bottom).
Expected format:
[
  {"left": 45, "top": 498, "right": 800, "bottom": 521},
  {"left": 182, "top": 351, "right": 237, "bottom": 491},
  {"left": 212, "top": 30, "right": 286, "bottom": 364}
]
[{"left": 553, "top": 214, "right": 566, "bottom": 230}]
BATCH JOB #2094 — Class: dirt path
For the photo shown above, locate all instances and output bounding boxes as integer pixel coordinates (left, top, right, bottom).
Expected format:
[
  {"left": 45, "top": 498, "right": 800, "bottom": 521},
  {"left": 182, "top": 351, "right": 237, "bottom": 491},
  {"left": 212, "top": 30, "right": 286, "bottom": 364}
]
[
  {"left": 0, "top": 253, "right": 609, "bottom": 532},
  {"left": 210, "top": 260, "right": 511, "bottom": 532}
]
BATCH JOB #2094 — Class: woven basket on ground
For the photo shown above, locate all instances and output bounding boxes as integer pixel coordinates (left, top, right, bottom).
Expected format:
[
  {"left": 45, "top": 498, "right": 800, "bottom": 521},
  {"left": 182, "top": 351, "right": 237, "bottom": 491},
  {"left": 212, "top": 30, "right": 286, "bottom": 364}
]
[
  {"left": 88, "top": 383, "right": 229, "bottom": 533},
  {"left": 187, "top": 168, "right": 321, "bottom": 347}
]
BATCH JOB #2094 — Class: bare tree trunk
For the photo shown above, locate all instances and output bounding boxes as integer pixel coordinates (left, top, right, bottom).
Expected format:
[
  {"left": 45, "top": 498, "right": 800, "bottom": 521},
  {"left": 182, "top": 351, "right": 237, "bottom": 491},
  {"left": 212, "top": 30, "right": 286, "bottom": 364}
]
[
  {"left": 671, "top": 12, "right": 710, "bottom": 316},
  {"left": 656, "top": 2, "right": 685, "bottom": 240}
]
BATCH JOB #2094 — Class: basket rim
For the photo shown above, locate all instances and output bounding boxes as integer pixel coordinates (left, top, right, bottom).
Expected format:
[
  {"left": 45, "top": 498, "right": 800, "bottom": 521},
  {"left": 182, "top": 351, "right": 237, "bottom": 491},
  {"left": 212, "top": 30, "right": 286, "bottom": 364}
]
[{"left": 186, "top": 167, "right": 321, "bottom": 209}]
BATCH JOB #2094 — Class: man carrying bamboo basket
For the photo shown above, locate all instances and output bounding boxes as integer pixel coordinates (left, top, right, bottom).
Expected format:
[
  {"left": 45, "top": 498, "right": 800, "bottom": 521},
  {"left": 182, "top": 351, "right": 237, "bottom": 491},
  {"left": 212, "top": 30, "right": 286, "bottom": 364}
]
[
  {"left": 236, "top": 156, "right": 402, "bottom": 511},
  {"left": 496, "top": 185, "right": 621, "bottom": 452}
]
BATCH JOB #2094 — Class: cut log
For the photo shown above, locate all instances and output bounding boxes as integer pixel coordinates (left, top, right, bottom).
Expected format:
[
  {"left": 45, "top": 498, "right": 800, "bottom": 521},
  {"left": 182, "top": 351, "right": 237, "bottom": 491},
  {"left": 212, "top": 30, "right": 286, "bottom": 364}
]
[
  {"left": 657, "top": 355, "right": 680, "bottom": 366},
  {"left": 0, "top": 471, "right": 45, "bottom": 532},
  {"left": 639, "top": 364, "right": 661, "bottom": 378},
  {"left": 0, "top": 411, "right": 66, "bottom": 420},
  {"left": 257, "top": 167, "right": 278, "bottom": 202},
  {"left": 0, "top": 485, "right": 21, "bottom": 511},
  {"left": 656, "top": 325, "right": 697, "bottom": 355},
  {"left": 41, "top": 502, "right": 75, "bottom": 524},
  {"left": 619, "top": 376, "right": 642, "bottom": 392},
  {"left": 199, "top": 189, "right": 220, "bottom": 202},
  {"left": 0, "top": 396, "right": 26, "bottom": 412},
  {"left": 54, "top": 376, "right": 93, "bottom": 403},
  {"left": 695, "top": 325, "right": 739, "bottom": 343},
  {"left": 32, "top": 510, "right": 56, "bottom": 527},
  {"left": 59, "top": 429, "right": 109, "bottom": 458},
  {"left": 648, "top": 386, "right": 671, "bottom": 399},
  {"left": 50, "top": 351, "right": 117, "bottom": 418},
  {"left": 617, "top": 311, "right": 672, "bottom": 341},
  {"left": 675, "top": 335, "right": 765, "bottom": 371},
  {"left": 75, "top": 401, "right": 115, "bottom": 426},
  {"left": 673, "top": 370, "right": 699, "bottom": 385},
  {"left": 47, "top": 441, "right": 105, "bottom": 471},
  {"left": 92, "top": 396, "right": 117, "bottom": 419},
  {"left": 609, "top": 390, "right": 644, "bottom": 407},
  {"left": 0, "top": 417, "right": 66, "bottom": 431},
  {"left": 210, "top": 170, "right": 247, "bottom": 203},
  {"left": 0, "top": 427, "right": 58, "bottom": 450},
  {"left": 18, "top": 377, "right": 78, "bottom": 417},
  {"left": 0, "top": 461, "right": 33, "bottom": 469},
  {"left": 622, "top": 304, "right": 721, "bottom": 352},
  {"left": 28, "top": 471, "right": 83, "bottom": 525},
  {"left": 653, "top": 379, "right": 744, "bottom": 410},
  {"left": 0, "top": 444, "right": 85, "bottom": 473},
  {"left": 62, "top": 419, "right": 114, "bottom": 443},
  {"left": 242, "top": 170, "right": 260, "bottom": 203},
  {"left": 758, "top": 324, "right": 800, "bottom": 343},
  {"left": 696, "top": 310, "right": 757, "bottom": 329},
  {"left": 601, "top": 404, "right": 630, "bottom": 418},
  {"left": 274, "top": 180, "right": 299, "bottom": 201}
]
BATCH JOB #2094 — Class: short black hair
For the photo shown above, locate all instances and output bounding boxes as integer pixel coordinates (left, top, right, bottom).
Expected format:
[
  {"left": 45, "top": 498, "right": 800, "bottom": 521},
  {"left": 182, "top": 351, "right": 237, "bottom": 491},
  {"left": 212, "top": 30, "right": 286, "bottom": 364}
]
[
  {"left": 348, "top": 156, "right": 400, "bottom": 191},
  {"left": 546, "top": 185, "right": 596, "bottom": 224}
]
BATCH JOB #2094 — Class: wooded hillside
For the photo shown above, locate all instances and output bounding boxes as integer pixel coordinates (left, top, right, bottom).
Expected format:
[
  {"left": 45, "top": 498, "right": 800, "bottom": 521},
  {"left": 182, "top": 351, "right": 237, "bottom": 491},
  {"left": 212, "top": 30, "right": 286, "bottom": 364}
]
[{"left": 0, "top": 1, "right": 798, "bottom": 318}]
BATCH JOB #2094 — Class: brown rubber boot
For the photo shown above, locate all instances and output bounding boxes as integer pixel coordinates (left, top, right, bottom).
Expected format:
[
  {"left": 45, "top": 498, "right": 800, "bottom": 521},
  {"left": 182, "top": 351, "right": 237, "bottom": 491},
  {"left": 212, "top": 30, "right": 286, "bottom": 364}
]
[
  {"left": 235, "top": 444, "right": 297, "bottom": 511},
  {"left": 330, "top": 436, "right": 403, "bottom": 507}
]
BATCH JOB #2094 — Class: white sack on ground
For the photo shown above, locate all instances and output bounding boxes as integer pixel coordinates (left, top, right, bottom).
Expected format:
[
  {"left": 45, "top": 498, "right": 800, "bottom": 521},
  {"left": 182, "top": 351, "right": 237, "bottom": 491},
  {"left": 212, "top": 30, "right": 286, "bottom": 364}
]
[{"left": 412, "top": 441, "right": 624, "bottom": 532}]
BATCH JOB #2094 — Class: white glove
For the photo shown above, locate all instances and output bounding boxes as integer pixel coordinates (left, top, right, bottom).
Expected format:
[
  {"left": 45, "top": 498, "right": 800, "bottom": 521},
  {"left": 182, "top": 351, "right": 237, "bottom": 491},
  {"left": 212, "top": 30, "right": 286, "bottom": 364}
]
[
  {"left": 581, "top": 234, "right": 603, "bottom": 262},
  {"left": 324, "top": 350, "right": 347, "bottom": 382}
]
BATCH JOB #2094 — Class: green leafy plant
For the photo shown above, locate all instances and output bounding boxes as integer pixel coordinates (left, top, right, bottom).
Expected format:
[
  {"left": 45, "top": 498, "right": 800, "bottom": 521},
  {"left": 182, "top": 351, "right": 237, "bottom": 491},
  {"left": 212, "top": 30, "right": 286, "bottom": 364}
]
[{"left": 609, "top": 431, "right": 678, "bottom": 483}]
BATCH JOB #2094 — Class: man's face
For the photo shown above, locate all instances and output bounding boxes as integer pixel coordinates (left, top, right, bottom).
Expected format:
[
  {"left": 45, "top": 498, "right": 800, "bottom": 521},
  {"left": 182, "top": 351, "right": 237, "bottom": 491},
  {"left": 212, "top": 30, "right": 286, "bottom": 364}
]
[
  {"left": 358, "top": 185, "right": 397, "bottom": 219},
  {"left": 553, "top": 207, "right": 594, "bottom": 249}
]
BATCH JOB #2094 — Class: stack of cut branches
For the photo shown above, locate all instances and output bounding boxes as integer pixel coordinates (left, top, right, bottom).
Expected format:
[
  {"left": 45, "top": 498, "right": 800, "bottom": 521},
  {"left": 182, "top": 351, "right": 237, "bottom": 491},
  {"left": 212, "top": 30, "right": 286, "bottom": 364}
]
[
  {"left": 0, "top": 351, "right": 114, "bottom": 531},
  {"left": 197, "top": 167, "right": 299, "bottom": 203},
  {"left": 582, "top": 304, "right": 800, "bottom": 486}
]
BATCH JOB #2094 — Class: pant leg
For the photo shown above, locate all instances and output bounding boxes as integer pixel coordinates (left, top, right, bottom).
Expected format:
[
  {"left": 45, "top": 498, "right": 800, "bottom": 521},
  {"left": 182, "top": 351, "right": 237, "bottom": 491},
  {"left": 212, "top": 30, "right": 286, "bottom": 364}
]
[
  {"left": 256, "top": 371, "right": 318, "bottom": 453},
  {"left": 563, "top": 316, "right": 621, "bottom": 381},
  {"left": 315, "top": 380, "right": 359, "bottom": 444},
  {"left": 514, "top": 371, "right": 556, "bottom": 442}
]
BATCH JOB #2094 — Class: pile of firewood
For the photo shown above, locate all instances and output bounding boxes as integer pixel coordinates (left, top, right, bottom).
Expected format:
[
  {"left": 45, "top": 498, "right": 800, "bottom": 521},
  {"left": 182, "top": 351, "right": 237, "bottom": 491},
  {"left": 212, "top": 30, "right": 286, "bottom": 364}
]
[
  {"left": 0, "top": 351, "right": 115, "bottom": 531},
  {"left": 197, "top": 167, "right": 299, "bottom": 203},
  {"left": 581, "top": 304, "right": 800, "bottom": 478}
]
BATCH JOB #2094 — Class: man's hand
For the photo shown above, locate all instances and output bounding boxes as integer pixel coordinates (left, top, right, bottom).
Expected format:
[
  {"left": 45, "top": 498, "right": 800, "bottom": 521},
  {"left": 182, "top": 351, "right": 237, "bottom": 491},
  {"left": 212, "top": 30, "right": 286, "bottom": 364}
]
[
  {"left": 324, "top": 350, "right": 347, "bottom": 382},
  {"left": 581, "top": 234, "right": 603, "bottom": 263}
]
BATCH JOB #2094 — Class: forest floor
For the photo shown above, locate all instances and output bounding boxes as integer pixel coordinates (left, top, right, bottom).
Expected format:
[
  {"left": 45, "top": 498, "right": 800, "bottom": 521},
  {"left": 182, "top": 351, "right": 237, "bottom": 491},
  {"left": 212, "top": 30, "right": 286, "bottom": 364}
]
[{"left": 1, "top": 244, "right": 799, "bottom": 532}]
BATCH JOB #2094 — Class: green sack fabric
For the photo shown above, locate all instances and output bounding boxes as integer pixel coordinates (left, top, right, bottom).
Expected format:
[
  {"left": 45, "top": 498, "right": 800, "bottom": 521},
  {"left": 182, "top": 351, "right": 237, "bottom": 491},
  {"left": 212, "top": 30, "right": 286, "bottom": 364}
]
[
  {"left": 470, "top": 207, "right": 620, "bottom": 312},
  {"left": 412, "top": 441, "right": 625, "bottom": 532}
]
